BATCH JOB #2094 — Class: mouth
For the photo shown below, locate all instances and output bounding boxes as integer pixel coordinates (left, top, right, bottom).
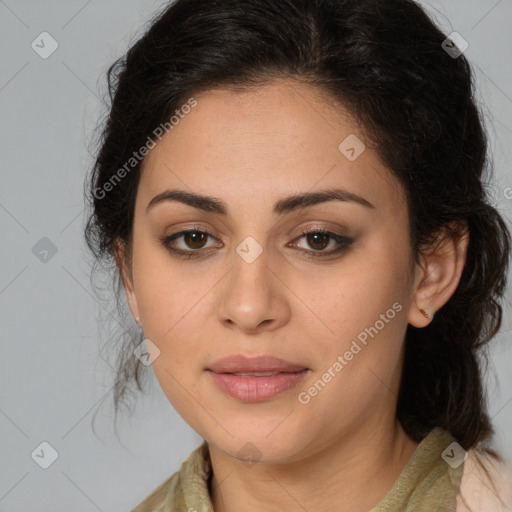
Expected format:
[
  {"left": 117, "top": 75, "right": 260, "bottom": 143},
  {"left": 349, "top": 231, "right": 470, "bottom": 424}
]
[
  {"left": 206, "top": 354, "right": 309, "bottom": 402},
  {"left": 207, "top": 354, "right": 308, "bottom": 373},
  {"left": 230, "top": 371, "right": 282, "bottom": 377}
]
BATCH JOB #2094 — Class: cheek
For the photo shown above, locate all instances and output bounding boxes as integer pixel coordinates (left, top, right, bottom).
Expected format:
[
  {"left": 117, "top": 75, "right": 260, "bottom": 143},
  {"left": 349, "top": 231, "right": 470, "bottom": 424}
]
[
  {"left": 296, "top": 248, "right": 410, "bottom": 408},
  {"left": 131, "top": 239, "right": 208, "bottom": 337},
  {"left": 297, "top": 300, "right": 407, "bottom": 430},
  {"left": 130, "top": 242, "right": 219, "bottom": 384},
  {"left": 150, "top": 358, "right": 211, "bottom": 440},
  {"left": 303, "top": 247, "right": 409, "bottom": 347}
]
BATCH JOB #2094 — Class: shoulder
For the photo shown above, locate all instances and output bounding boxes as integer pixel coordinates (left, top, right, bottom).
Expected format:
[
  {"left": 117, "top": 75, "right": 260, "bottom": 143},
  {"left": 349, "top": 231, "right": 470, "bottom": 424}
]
[
  {"left": 130, "top": 442, "right": 211, "bottom": 512},
  {"left": 131, "top": 471, "right": 181, "bottom": 512},
  {"left": 457, "top": 449, "right": 512, "bottom": 511}
]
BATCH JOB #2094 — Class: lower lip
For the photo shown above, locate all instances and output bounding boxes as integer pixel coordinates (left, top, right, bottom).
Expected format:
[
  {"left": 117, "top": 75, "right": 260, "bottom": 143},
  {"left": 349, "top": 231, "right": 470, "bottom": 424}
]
[{"left": 207, "top": 370, "right": 309, "bottom": 402}]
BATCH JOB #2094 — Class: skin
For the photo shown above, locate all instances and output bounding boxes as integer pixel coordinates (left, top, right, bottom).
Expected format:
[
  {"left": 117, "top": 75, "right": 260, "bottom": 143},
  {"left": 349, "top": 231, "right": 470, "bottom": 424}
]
[{"left": 116, "top": 78, "right": 469, "bottom": 512}]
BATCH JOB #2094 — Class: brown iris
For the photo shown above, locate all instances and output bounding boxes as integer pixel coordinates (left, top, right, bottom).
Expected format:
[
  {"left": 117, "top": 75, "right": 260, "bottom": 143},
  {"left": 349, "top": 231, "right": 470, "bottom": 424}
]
[
  {"left": 183, "top": 231, "right": 208, "bottom": 249},
  {"left": 305, "top": 232, "right": 330, "bottom": 251}
]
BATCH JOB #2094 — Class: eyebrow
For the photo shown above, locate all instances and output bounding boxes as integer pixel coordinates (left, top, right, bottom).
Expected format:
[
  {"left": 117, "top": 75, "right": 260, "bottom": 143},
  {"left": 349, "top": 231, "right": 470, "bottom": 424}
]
[{"left": 146, "top": 187, "right": 375, "bottom": 215}]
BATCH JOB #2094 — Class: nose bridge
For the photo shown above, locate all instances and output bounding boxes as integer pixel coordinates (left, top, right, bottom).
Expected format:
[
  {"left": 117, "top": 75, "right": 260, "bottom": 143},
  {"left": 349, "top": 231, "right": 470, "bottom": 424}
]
[
  {"left": 216, "top": 234, "right": 289, "bottom": 332},
  {"left": 229, "top": 234, "right": 272, "bottom": 308}
]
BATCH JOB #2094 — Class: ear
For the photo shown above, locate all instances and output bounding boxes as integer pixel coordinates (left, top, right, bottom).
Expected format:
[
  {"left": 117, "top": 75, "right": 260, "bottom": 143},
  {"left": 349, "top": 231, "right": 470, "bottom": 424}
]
[
  {"left": 113, "top": 238, "right": 140, "bottom": 323},
  {"left": 409, "top": 221, "right": 469, "bottom": 328}
]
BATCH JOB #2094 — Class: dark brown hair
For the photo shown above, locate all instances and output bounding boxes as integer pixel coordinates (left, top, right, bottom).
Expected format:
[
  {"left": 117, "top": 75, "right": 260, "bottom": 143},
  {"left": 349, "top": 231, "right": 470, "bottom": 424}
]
[{"left": 85, "top": 0, "right": 510, "bottom": 467}]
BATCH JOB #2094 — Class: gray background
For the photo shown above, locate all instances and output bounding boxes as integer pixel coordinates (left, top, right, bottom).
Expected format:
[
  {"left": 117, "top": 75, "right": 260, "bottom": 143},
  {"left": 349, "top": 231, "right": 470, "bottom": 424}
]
[{"left": 1, "top": 0, "right": 511, "bottom": 510}]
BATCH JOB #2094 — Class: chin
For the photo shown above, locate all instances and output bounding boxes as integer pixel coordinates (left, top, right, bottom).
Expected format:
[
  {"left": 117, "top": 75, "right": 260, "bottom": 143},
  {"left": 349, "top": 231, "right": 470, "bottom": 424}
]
[{"left": 202, "top": 422, "right": 313, "bottom": 465}]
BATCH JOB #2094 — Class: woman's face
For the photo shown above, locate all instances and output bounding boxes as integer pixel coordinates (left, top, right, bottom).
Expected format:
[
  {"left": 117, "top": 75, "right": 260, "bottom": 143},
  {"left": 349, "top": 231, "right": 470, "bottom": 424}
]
[{"left": 122, "top": 78, "right": 422, "bottom": 462}]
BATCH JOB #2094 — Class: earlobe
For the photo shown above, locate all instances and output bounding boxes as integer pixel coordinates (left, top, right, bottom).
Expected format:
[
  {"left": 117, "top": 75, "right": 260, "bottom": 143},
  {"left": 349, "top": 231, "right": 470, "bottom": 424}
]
[
  {"left": 419, "top": 309, "right": 432, "bottom": 320},
  {"left": 408, "top": 222, "right": 469, "bottom": 328},
  {"left": 409, "top": 307, "right": 435, "bottom": 328}
]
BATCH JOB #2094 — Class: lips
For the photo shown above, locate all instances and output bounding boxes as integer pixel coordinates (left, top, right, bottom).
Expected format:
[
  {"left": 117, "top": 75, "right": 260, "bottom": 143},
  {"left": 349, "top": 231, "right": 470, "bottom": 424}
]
[
  {"left": 206, "top": 354, "right": 309, "bottom": 402},
  {"left": 207, "top": 354, "right": 307, "bottom": 374}
]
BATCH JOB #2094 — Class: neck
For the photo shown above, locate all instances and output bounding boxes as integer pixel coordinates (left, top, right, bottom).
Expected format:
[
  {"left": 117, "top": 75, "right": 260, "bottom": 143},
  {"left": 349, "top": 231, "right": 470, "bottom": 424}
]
[{"left": 209, "top": 419, "right": 419, "bottom": 512}]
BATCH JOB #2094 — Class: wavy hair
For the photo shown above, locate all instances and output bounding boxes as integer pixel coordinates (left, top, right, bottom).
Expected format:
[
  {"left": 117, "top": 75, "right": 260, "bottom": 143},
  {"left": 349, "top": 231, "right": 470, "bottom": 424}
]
[{"left": 84, "top": 0, "right": 511, "bottom": 472}]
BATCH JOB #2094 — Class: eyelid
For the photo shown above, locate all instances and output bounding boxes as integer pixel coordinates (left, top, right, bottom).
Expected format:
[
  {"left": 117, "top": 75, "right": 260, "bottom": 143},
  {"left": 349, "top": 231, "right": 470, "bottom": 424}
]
[
  {"left": 159, "top": 223, "right": 354, "bottom": 260},
  {"left": 289, "top": 227, "right": 353, "bottom": 256},
  {"left": 163, "top": 224, "right": 221, "bottom": 250},
  {"left": 163, "top": 221, "right": 348, "bottom": 240}
]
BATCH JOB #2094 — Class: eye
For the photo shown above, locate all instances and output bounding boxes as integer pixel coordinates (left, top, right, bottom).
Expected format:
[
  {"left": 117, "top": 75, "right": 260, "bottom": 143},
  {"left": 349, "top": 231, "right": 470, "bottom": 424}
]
[
  {"left": 159, "top": 226, "right": 220, "bottom": 259},
  {"left": 159, "top": 226, "right": 354, "bottom": 260},
  {"left": 289, "top": 228, "right": 354, "bottom": 258}
]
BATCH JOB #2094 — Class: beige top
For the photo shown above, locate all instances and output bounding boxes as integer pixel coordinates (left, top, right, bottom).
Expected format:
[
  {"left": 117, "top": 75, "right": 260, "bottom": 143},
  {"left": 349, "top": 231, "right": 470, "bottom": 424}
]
[{"left": 131, "top": 427, "right": 512, "bottom": 511}]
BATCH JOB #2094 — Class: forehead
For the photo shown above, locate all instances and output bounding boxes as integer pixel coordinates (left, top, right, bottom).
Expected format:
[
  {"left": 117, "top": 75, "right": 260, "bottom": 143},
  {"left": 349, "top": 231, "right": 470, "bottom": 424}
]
[{"left": 138, "top": 79, "right": 406, "bottom": 217}]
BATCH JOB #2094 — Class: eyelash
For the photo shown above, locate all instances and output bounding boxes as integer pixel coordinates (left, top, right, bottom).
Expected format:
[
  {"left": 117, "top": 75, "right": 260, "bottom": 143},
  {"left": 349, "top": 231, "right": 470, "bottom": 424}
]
[{"left": 159, "top": 225, "right": 354, "bottom": 260}]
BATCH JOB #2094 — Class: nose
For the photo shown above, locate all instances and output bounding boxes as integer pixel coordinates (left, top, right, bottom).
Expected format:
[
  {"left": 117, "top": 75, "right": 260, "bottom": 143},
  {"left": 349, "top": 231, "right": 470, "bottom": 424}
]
[{"left": 215, "top": 246, "right": 291, "bottom": 335}]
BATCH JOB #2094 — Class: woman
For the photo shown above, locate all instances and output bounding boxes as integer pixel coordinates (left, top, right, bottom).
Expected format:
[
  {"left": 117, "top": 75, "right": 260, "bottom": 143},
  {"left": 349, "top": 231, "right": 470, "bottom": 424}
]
[{"left": 84, "top": 0, "right": 512, "bottom": 510}]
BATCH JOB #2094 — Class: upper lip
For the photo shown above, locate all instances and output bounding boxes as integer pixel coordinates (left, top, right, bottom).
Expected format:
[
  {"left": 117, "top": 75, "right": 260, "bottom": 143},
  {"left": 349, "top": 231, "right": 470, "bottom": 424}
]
[{"left": 207, "top": 355, "right": 307, "bottom": 373}]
